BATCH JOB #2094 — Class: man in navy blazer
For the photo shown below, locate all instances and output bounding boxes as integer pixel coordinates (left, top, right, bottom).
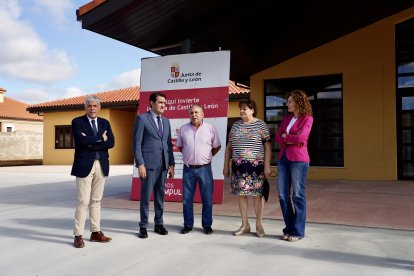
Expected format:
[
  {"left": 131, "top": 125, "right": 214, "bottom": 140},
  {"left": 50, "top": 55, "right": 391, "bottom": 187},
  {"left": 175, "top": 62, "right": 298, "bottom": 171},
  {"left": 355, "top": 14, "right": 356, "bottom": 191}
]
[
  {"left": 133, "top": 92, "right": 175, "bottom": 238},
  {"left": 71, "top": 95, "right": 115, "bottom": 248}
]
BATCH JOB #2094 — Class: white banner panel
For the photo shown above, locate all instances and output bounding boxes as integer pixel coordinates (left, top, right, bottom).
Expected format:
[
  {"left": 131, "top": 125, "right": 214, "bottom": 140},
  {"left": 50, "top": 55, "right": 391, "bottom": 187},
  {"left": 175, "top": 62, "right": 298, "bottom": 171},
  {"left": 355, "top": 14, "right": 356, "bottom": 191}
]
[
  {"left": 140, "top": 51, "right": 230, "bottom": 90},
  {"left": 131, "top": 51, "right": 231, "bottom": 203}
]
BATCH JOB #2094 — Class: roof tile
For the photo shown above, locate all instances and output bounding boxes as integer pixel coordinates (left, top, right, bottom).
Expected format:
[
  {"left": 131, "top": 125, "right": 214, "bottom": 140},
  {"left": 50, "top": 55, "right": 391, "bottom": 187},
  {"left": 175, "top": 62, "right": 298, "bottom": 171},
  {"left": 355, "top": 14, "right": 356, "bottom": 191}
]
[
  {"left": 28, "top": 86, "right": 139, "bottom": 109},
  {"left": 78, "top": 0, "right": 107, "bottom": 16},
  {"left": 229, "top": 80, "right": 250, "bottom": 94},
  {"left": 27, "top": 81, "right": 248, "bottom": 112},
  {"left": 0, "top": 97, "right": 43, "bottom": 121}
]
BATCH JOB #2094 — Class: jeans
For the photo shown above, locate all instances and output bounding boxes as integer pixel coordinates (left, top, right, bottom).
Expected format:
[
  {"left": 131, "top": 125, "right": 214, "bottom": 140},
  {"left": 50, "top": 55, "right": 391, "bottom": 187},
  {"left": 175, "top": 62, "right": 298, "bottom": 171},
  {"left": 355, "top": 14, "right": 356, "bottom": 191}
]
[
  {"left": 277, "top": 151, "right": 309, "bottom": 238},
  {"left": 182, "top": 164, "right": 214, "bottom": 228}
]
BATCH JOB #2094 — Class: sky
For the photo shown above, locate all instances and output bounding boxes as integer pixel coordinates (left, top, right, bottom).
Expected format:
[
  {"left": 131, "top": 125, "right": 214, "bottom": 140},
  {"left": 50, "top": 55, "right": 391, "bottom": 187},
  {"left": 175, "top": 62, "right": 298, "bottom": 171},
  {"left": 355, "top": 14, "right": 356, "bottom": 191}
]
[{"left": 0, "top": 0, "right": 157, "bottom": 104}]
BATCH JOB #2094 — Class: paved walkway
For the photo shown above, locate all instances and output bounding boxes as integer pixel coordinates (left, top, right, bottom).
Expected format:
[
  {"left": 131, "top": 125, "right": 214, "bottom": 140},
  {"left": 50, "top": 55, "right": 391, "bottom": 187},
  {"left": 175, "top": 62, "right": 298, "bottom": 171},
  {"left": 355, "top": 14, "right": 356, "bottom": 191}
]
[
  {"left": 0, "top": 165, "right": 413, "bottom": 275},
  {"left": 109, "top": 177, "right": 414, "bottom": 231}
]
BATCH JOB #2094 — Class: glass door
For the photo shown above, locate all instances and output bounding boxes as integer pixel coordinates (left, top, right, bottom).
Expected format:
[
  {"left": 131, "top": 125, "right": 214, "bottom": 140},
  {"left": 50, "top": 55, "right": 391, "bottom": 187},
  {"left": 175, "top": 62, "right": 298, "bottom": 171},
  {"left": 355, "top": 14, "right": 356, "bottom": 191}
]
[
  {"left": 396, "top": 18, "right": 414, "bottom": 179},
  {"left": 398, "top": 92, "right": 414, "bottom": 178}
]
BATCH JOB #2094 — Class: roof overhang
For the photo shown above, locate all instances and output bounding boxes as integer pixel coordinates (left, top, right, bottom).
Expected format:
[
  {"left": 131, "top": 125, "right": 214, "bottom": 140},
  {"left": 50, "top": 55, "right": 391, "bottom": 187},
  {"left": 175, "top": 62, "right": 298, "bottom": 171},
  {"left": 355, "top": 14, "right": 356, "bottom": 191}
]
[
  {"left": 27, "top": 101, "right": 139, "bottom": 113},
  {"left": 77, "top": 0, "right": 414, "bottom": 85}
]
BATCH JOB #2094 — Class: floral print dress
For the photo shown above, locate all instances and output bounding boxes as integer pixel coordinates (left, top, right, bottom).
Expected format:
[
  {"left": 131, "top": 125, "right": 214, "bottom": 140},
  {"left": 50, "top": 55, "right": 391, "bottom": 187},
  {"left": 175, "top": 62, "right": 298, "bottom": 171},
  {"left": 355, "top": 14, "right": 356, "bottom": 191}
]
[{"left": 229, "top": 119, "right": 270, "bottom": 196}]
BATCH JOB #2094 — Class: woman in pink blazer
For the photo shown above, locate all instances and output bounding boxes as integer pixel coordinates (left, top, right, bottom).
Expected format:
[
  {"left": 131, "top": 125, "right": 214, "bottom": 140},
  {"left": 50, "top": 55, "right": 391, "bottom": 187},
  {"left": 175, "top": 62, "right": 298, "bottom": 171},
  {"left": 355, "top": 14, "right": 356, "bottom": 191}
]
[{"left": 275, "top": 90, "right": 313, "bottom": 242}]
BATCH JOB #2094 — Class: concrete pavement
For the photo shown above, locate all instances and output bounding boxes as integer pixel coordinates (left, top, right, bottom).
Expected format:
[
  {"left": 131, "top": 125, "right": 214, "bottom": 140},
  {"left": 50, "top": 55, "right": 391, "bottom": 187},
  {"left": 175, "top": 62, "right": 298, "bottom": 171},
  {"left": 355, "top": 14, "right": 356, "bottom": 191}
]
[{"left": 0, "top": 165, "right": 413, "bottom": 276}]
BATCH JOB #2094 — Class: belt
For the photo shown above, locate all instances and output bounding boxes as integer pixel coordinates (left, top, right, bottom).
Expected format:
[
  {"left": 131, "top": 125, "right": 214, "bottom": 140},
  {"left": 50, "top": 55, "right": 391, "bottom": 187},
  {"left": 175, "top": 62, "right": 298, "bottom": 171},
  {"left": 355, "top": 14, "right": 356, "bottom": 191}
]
[{"left": 185, "top": 163, "right": 210, "bottom": 169}]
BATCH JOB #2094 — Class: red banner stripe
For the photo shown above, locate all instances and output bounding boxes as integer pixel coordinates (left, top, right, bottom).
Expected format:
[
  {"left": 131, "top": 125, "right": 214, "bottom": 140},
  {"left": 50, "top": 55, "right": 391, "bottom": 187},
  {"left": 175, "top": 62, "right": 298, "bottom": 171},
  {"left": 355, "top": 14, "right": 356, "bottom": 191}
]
[{"left": 139, "top": 86, "right": 229, "bottom": 118}]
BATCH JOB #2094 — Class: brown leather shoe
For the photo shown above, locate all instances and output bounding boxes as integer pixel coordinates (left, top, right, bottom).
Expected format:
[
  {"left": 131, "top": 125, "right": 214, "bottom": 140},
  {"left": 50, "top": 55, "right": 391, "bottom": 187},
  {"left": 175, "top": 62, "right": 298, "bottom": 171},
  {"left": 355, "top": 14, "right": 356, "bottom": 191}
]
[
  {"left": 90, "top": 231, "right": 112, "bottom": 242},
  {"left": 74, "top": 235, "right": 84, "bottom": 248}
]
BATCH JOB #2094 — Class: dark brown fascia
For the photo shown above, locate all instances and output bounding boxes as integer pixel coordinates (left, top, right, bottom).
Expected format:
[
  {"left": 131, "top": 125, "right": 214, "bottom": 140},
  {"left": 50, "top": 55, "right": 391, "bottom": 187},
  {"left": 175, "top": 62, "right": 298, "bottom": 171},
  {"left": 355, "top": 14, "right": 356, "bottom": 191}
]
[{"left": 27, "top": 101, "right": 139, "bottom": 114}]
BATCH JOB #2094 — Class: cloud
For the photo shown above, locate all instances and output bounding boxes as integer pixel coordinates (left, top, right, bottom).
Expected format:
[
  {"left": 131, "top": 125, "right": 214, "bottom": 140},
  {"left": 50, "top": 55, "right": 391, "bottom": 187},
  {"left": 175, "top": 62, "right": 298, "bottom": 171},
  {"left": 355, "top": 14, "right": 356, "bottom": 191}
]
[
  {"left": 32, "top": 0, "right": 73, "bottom": 28},
  {"left": 14, "top": 85, "right": 87, "bottom": 104},
  {"left": 94, "top": 68, "right": 141, "bottom": 91},
  {"left": 16, "top": 88, "right": 52, "bottom": 104},
  {"left": 0, "top": 0, "right": 77, "bottom": 83},
  {"left": 63, "top": 86, "right": 84, "bottom": 98},
  {"left": 110, "top": 68, "right": 141, "bottom": 88},
  {"left": 9, "top": 67, "right": 141, "bottom": 104}
]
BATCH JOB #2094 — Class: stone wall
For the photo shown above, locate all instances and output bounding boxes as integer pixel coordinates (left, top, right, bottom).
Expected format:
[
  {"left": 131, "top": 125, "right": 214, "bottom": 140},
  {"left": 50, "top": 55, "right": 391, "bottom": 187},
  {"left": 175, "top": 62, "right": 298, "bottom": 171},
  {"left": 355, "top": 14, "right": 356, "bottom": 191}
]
[{"left": 0, "top": 131, "right": 43, "bottom": 161}]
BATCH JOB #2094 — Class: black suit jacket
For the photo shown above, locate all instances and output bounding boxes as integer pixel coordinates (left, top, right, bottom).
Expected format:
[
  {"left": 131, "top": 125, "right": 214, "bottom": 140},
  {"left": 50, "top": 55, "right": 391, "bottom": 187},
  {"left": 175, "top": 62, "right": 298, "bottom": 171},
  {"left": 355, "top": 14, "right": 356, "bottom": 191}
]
[{"left": 71, "top": 115, "right": 115, "bottom": 177}]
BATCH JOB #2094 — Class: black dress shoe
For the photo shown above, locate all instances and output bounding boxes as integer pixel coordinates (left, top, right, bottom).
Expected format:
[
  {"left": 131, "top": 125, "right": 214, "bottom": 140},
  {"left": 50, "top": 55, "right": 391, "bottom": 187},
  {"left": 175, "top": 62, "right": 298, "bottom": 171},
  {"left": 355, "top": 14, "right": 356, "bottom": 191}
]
[
  {"left": 180, "top": 226, "right": 193, "bottom": 234},
  {"left": 203, "top": 226, "right": 213, "bottom": 235},
  {"left": 138, "top": 228, "right": 148, "bottom": 239},
  {"left": 154, "top": 225, "right": 168, "bottom": 235}
]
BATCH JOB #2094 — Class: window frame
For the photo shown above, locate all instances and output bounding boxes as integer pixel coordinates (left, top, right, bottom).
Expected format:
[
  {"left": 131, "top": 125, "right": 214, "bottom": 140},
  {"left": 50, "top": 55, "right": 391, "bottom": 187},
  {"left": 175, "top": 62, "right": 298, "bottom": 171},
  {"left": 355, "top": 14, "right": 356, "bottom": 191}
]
[
  {"left": 264, "top": 74, "right": 344, "bottom": 167},
  {"left": 396, "top": 18, "right": 414, "bottom": 179},
  {"left": 55, "top": 125, "right": 74, "bottom": 149}
]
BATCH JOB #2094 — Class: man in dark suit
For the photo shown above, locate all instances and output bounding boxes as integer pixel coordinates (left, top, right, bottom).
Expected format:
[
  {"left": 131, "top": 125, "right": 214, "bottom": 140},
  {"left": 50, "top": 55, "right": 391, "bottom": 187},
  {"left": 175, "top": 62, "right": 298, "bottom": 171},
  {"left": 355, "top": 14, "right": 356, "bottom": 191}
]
[
  {"left": 133, "top": 92, "right": 175, "bottom": 239},
  {"left": 71, "top": 95, "right": 115, "bottom": 248}
]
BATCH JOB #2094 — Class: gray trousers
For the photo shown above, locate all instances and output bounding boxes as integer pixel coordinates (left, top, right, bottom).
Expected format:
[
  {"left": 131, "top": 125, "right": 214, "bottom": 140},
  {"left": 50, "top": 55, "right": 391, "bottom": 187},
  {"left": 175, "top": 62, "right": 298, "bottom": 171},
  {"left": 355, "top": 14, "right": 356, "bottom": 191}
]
[{"left": 139, "top": 165, "right": 167, "bottom": 228}]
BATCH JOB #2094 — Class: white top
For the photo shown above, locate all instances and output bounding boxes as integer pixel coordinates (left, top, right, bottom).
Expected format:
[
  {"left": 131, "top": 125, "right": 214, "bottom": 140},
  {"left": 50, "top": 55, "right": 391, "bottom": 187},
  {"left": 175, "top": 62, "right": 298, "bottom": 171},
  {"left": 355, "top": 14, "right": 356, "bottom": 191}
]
[{"left": 286, "top": 116, "right": 298, "bottom": 134}]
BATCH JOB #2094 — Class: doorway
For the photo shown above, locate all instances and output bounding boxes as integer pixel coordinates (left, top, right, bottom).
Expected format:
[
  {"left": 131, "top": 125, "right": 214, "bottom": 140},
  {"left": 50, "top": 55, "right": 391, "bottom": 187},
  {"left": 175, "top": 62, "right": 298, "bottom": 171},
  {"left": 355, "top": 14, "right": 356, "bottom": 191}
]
[{"left": 396, "top": 18, "right": 414, "bottom": 179}]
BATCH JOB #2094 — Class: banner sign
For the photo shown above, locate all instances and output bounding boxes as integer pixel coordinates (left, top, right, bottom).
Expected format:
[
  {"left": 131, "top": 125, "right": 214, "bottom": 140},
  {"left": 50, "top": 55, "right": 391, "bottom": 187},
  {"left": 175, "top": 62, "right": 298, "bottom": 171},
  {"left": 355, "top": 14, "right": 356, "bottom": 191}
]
[{"left": 131, "top": 51, "right": 230, "bottom": 203}]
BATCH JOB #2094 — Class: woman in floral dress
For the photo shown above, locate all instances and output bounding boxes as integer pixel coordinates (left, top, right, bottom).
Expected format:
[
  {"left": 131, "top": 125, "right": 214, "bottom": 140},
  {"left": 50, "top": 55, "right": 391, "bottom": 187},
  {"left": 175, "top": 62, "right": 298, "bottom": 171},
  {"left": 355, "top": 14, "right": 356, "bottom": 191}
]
[{"left": 223, "top": 99, "right": 271, "bottom": 238}]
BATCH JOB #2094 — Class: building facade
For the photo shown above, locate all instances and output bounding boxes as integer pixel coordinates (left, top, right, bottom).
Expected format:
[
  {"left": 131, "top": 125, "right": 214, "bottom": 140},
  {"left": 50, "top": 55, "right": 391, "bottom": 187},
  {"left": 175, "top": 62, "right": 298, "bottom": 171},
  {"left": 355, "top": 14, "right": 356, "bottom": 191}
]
[
  {"left": 250, "top": 8, "right": 414, "bottom": 180},
  {"left": 0, "top": 87, "right": 43, "bottom": 165},
  {"left": 28, "top": 83, "right": 249, "bottom": 166}
]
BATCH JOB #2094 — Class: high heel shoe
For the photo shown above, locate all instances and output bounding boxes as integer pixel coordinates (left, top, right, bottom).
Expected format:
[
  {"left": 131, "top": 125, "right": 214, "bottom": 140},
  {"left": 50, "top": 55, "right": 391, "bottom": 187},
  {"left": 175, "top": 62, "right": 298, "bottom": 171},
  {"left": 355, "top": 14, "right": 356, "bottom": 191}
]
[
  {"left": 256, "top": 225, "right": 265, "bottom": 238},
  {"left": 287, "top": 236, "right": 302, "bottom": 242},
  {"left": 233, "top": 224, "right": 251, "bottom": 236},
  {"left": 281, "top": 234, "right": 290, "bottom": 241}
]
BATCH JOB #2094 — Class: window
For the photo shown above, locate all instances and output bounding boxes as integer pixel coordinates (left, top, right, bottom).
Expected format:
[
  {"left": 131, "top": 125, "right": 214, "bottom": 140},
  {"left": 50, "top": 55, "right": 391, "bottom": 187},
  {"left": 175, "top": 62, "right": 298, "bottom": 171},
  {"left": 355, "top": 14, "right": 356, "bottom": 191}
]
[
  {"left": 55, "top": 125, "right": 74, "bottom": 149},
  {"left": 3, "top": 123, "right": 14, "bottom": 132},
  {"left": 264, "top": 74, "right": 344, "bottom": 166},
  {"left": 396, "top": 18, "right": 414, "bottom": 179}
]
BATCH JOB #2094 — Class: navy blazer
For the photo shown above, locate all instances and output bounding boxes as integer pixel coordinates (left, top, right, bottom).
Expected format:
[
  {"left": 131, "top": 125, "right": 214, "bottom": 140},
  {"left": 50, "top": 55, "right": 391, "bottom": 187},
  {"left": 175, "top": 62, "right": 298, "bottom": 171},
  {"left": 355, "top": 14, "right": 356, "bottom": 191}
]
[
  {"left": 71, "top": 115, "right": 115, "bottom": 177},
  {"left": 133, "top": 111, "right": 175, "bottom": 170}
]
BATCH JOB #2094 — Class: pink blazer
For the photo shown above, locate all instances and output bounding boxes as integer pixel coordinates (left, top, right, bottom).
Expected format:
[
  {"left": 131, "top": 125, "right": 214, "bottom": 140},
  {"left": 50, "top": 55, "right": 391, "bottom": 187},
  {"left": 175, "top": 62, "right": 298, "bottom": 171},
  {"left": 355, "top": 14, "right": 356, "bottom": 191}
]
[{"left": 275, "top": 113, "right": 313, "bottom": 163}]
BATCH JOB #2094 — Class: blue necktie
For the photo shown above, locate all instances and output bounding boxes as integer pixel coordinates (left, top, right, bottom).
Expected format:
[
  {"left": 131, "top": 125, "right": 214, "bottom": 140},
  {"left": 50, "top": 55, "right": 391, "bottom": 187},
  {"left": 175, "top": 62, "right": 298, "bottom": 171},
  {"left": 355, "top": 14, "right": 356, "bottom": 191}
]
[
  {"left": 91, "top": 119, "right": 98, "bottom": 136},
  {"left": 156, "top": 116, "right": 163, "bottom": 137},
  {"left": 91, "top": 119, "right": 100, "bottom": 159}
]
